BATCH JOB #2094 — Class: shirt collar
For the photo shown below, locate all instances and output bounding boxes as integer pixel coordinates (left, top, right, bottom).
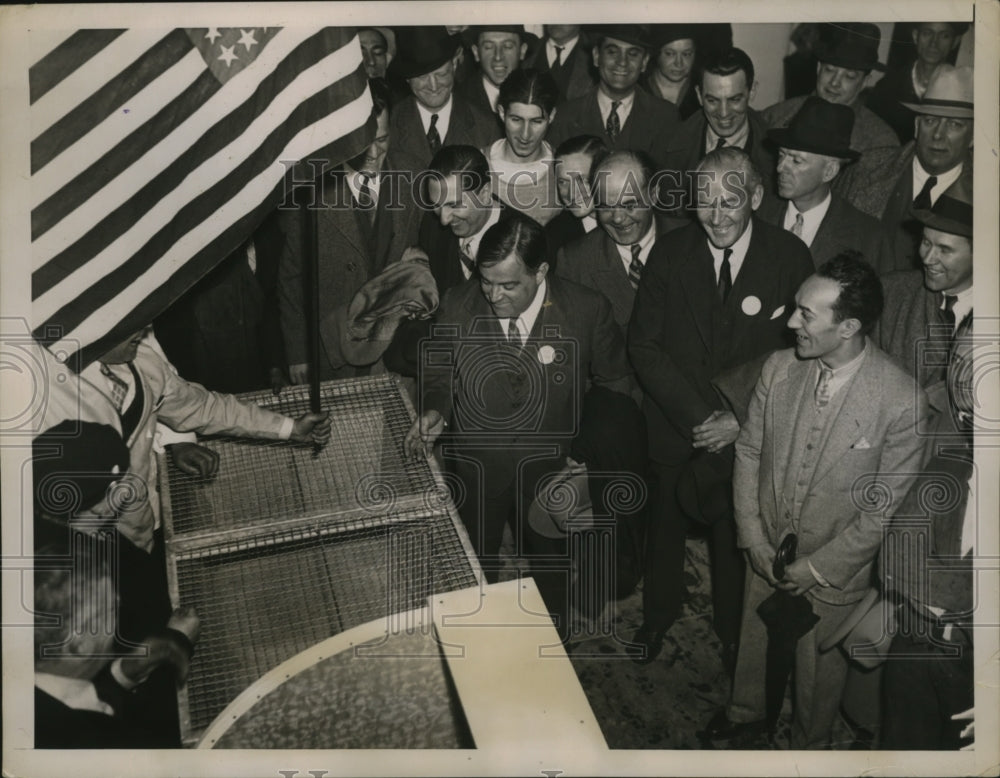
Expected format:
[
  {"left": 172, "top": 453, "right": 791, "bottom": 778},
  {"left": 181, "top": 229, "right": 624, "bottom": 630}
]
[
  {"left": 705, "top": 116, "right": 751, "bottom": 153},
  {"left": 548, "top": 35, "right": 579, "bottom": 62},
  {"left": 913, "top": 156, "right": 964, "bottom": 204},
  {"left": 345, "top": 166, "right": 381, "bottom": 201},
  {"left": 504, "top": 278, "right": 548, "bottom": 342},
  {"left": 481, "top": 76, "right": 501, "bottom": 113},
  {"left": 819, "top": 337, "right": 869, "bottom": 376},
  {"left": 707, "top": 219, "right": 753, "bottom": 276},
  {"left": 784, "top": 192, "right": 832, "bottom": 246},
  {"left": 614, "top": 221, "right": 657, "bottom": 265},
  {"left": 944, "top": 286, "right": 974, "bottom": 333},
  {"left": 415, "top": 95, "right": 453, "bottom": 138},
  {"left": 462, "top": 204, "right": 503, "bottom": 263},
  {"left": 35, "top": 672, "right": 114, "bottom": 716},
  {"left": 596, "top": 87, "right": 635, "bottom": 119}
]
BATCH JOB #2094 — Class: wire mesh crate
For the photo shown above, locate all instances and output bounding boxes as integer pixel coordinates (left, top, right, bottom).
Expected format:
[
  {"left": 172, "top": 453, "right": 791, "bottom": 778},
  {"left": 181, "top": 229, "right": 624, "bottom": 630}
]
[{"left": 158, "top": 375, "right": 481, "bottom": 745}]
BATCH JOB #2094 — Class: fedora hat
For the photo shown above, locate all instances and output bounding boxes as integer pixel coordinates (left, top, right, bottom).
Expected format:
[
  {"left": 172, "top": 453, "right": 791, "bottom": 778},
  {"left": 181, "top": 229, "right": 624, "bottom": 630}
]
[
  {"left": 815, "top": 22, "right": 885, "bottom": 73},
  {"left": 912, "top": 174, "right": 973, "bottom": 238},
  {"left": 389, "top": 26, "right": 460, "bottom": 80},
  {"left": 595, "top": 24, "right": 652, "bottom": 51},
  {"left": 527, "top": 464, "right": 594, "bottom": 539},
  {"left": 902, "top": 64, "right": 974, "bottom": 118},
  {"left": 818, "top": 589, "right": 895, "bottom": 668},
  {"left": 767, "top": 96, "right": 860, "bottom": 160}
]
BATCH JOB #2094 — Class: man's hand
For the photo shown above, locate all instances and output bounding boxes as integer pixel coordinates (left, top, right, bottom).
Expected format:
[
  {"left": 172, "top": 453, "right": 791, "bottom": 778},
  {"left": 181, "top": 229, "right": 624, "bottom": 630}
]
[
  {"left": 291, "top": 411, "right": 331, "bottom": 446},
  {"left": 119, "top": 607, "right": 200, "bottom": 686},
  {"left": 776, "top": 556, "right": 818, "bottom": 596},
  {"left": 746, "top": 542, "right": 778, "bottom": 584},
  {"left": 952, "top": 707, "right": 974, "bottom": 750},
  {"left": 692, "top": 410, "right": 740, "bottom": 453},
  {"left": 269, "top": 366, "right": 289, "bottom": 394},
  {"left": 288, "top": 363, "right": 309, "bottom": 384},
  {"left": 404, "top": 411, "right": 445, "bottom": 460},
  {"left": 170, "top": 442, "right": 220, "bottom": 478}
]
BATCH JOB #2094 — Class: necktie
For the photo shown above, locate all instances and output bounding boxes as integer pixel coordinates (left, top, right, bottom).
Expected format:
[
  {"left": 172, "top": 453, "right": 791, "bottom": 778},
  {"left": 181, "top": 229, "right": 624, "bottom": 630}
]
[
  {"left": 790, "top": 212, "right": 804, "bottom": 238},
  {"left": 627, "top": 243, "right": 643, "bottom": 290},
  {"left": 815, "top": 365, "right": 834, "bottom": 408},
  {"left": 606, "top": 101, "right": 621, "bottom": 142},
  {"left": 717, "top": 248, "right": 733, "bottom": 303},
  {"left": 459, "top": 242, "right": 475, "bottom": 277},
  {"left": 357, "top": 174, "right": 375, "bottom": 221},
  {"left": 553, "top": 45, "right": 564, "bottom": 68},
  {"left": 507, "top": 317, "right": 521, "bottom": 347},
  {"left": 427, "top": 113, "right": 442, "bottom": 154},
  {"left": 941, "top": 294, "right": 958, "bottom": 331},
  {"left": 714, "top": 136, "right": 727, "bottom": 151},
  {"left": 100, "top": 364, "right": 129, "bottom": 413},
  {"left": 913, "top": 175, "right": 938, "bottom": 210}
]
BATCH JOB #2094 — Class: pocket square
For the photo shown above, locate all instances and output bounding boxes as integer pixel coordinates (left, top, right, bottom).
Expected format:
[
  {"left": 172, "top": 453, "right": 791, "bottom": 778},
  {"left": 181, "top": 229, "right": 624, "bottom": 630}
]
[
  {"left": 770, "top": 305, "right": 785, "bottom": 320},
  {"left": 851, "top": 437, "right": 872, "bottom": 450}
]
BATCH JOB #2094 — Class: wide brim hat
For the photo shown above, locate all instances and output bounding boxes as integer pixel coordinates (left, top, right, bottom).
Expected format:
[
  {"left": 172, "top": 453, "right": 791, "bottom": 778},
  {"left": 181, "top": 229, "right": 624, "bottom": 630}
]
[
  {"left": 471, "top": 25, "right": 525, "bottom": 40},
  {"left": 389, "top": 26, "right": 461, "bottom": 80},
  {"left": 767, "top": 95, "right": 861, "bottom": 161},
  {"left": 815, "top": 22, "right": 885, "bottom": 73},
  {"left": 912, "top": 174, "right": 973, "bottom": 238},
  {"left": 902, "top": 64, "right": 974, "bottom": 118},
  {"left": 527, "top": 468, "right": 594, "bottom": 539}
]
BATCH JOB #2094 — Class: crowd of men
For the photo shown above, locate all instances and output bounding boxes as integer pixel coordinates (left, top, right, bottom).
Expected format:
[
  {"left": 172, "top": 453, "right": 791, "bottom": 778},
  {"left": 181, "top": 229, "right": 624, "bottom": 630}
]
[{"left": 33, "top": 21, "right": 977, "bottom": 751}]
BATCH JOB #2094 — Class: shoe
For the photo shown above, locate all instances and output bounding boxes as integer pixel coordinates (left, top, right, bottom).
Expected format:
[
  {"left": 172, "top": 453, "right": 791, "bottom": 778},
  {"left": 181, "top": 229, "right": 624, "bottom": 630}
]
[
  {"left": 628, "top": 623, "right": 669, "bottom": 664},
  {"left": 700, "top": 708, "right": 767, "bottom": 741}
]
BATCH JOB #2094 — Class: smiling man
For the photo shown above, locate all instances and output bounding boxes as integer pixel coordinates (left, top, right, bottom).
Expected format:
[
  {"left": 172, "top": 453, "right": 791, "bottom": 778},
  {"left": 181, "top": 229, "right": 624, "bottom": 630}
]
[
  {"left": 705, "top": 252, "right": 927, "bottom": 749},
  {"left": 458, "top": 25, "right": 528, "bottom": 115},
  {"left": 405, "top": 211, "right": 632, "bottom": 637},
  {"left": 547, "top": 25, "right": 677, "bottom": 167},
  {"left": 387, "top": 26, "right": 500, "bottom": 168},
  {"left": 627, "top": 147, "right": 813, "bottom": 667},
  {"left": 663, "top": 47, "right": 776, "bottom": 208}
]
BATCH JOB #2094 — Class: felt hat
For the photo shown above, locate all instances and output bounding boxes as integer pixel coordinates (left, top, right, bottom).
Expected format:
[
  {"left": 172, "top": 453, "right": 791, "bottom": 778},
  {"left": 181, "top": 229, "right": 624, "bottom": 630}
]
[
  {"left": 902, "top": 64, "right": 974, "bottom": 118},
  {"left": 33, "top": 420, "right": 130, "bottom": 517},
  {"left": 594, "top": 24, "right": 652, "bottom": 51},
  {"left": 912, "top": 174, "right": 973, "bottom": 238},
  {"left": 471, "top": 25, "right": 525, "bottom": 39},
  {"left": 650, "top": 23, "right": 699, "bottom": 51},
  {"left": 815, "top": 22, "right": 885, "bottom": 72},
  {"left": 390, "top": 26, "right": 461, "bottom": 80},
  {"left": 768, "top": 95, "right": 861, "bottom": 160}
]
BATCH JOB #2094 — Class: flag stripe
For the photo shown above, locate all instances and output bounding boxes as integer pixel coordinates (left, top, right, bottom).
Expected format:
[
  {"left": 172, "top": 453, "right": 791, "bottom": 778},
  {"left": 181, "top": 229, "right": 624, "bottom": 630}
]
[
  {"left": 33, "top": 48, "right": 369, "bottom": 319},
  {"left": 31, "top": 29, "right": 194, "bottom": 174},
  {"left": 41, "top": 94, "right": 375, "bottom": 360},
  {"left": 30, "top": 29, "right": 126, "bottom": 103},
  {"left": 33, "top": 27, "right": 330, "bottom": 272},
  {"left": 31, "top": 52, "right": 213, "bottom": 229}
]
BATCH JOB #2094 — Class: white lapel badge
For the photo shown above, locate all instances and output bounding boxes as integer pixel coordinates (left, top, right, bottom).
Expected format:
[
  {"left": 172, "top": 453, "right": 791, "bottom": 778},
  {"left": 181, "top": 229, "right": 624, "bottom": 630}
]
[
  {"left": 851, "top": 437, "right": 872, "bottom": 450},
  {"left": 538, "top": 345, "right": 556, "bottom": 365},
  {"left": 741, "top": 295, "right": 762, "bottom": 316},
  {"left": 770, "top": 304, "right": 785, "bottom": 320}
]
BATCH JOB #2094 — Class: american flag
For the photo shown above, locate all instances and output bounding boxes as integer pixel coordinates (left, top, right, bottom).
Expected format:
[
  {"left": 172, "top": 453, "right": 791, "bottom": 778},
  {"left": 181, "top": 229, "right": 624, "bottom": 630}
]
[{"left": 30, "top": 27, "right": 374, "bottom": 369}]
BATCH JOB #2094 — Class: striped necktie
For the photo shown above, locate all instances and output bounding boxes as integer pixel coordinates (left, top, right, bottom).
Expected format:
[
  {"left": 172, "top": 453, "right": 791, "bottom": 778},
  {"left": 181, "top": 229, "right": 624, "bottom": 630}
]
[
  {"left": 100, "top": 364, "right": 129, "bottom": 413},
  {"left": 815, "top": 365, "right": 833, "bottom": 408},
  {"left": 790, "top": 212, "right": 804, "bottom": 238},
  {"left": 627, "top": 243, "right": 643, "bottom": 290},
  {"left": 507, "top": 317, "right": 522, "bottom": 348},
  {"left": 606, "top": 101, "right": 621, "bottom": 142}
]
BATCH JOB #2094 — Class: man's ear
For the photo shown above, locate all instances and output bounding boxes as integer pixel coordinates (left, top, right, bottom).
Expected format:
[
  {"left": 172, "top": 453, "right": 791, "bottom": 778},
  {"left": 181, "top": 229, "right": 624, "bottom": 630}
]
[
  {"left": 695, "top": 84, "right": 704, "bottom": 106},
  {"left": 592, "top": 46, "right": 601, "bottom": 69},
  {"left": 640, "top": 52, "right": 650, "bottom": 72},
  {"left": 822, "top": 159, "right": 842, "bottom": 184},
  {"left": 548, "top": 106, "right": 557, "bottom": 124},
  {"left": 470, "top": 45, "right": 481, "bottom": 64},
  {"left": 535, "top": 261, "right": 550, "bottom": 281},
  {"left": 519, "top": 42, "right": 527, "bottom": 61},
  {"left": 750, "top": 183, "right": 765, "bottom": 211},
  {"left": 497, "top": 105, "right": 506, "bottom": 122},
  {"left": 748, "top": 79, "right": 758, "bottom": 105},
  {"left": 839, "top": 317, "right": 862, "bottom": 339}
]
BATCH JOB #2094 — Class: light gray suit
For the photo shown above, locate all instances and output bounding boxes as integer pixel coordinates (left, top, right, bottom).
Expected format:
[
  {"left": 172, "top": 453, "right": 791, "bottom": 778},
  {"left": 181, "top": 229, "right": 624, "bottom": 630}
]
[{"left": 728, "top": 343, "right": 928, "bottom": 748}]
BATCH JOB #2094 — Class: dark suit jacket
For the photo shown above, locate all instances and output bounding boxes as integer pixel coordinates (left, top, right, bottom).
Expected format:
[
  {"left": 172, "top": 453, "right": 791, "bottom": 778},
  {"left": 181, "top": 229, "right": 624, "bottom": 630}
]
[
  {"left": 276, "top": 154, "right": 423, "bottom": 375},
  {"left": 388, "top": 94, "right": 502, "bottom": 169},
  {"left": 555, "top": 215, "right": 684, "bottom": 333},
  {"left": 544, "top": 210, "right": 588, "bottom": 256},
  {"left": 628, "top": 216, "right": 814, "bottom": 464},
  {"left": 421, "top": 275, "right": 633, "bottom": 497},
  {"left": 875, "top": 270, "right": 952, "bottom": 391},
  {"left": 661, "top": 109, "right": 777, "bottom": 208},
  {"left": 546, "top": 87, "right": 679, "bottom": 168},
  {"left": 524, "top": 36, "right": 595, "bottom": 105},
  {"left": 640, "top": 74, "right": 701, "bottom": 121},
  {"left": 757, "top": 193, "right": 894, "bottom": 272},
  {"left": 456, "top": 73, "right": 501, "bottom": 122}
]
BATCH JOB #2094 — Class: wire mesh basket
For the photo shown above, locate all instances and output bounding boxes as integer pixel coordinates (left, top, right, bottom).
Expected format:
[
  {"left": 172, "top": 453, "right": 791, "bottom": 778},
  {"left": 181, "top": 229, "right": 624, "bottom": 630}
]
[{"left": 159, "top": 375, "right": 480, "bottom": 745}]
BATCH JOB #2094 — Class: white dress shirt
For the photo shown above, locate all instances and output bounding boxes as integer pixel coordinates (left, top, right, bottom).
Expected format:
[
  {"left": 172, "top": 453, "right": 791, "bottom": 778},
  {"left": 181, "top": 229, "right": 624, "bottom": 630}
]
[
  {"left": 501, "top": 279, "right": 547, "bottom": 345},
  {"left": 705, "top": 118, "right": 750, "bottom": 153},
  {"left": 912, "top": 156, "right": 963, "bottom": 207},
  {"left": 783, "top": 192, "right": 832, "bottom": 248},
  {"left": 547, "top": 36, "right": 579, "bottom": 67},
  {"left": 613, "top": 222, "right": 657, "bottom": 275},
  {"left": 596, "top": 88, "right": 635, "bottom": 128},
  {"left": 460, "top": 205, "right": 503, "bottom": 279},
  {"left": 707, "top": 221, "right": 753, "bottom": 284},
  {"left": 416, "top": 95, "right": 453, "bottom": 141}
]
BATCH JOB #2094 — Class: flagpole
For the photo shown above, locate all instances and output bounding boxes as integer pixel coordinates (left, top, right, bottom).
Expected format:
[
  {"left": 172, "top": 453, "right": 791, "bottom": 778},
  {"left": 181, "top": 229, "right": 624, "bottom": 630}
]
[{"left": 303, "top": 182, "right": 321, "bottom": 455}]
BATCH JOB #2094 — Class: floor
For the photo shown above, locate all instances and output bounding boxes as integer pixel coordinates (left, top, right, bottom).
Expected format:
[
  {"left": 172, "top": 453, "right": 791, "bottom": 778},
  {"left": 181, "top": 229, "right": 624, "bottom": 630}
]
[{"left": 498, "top": 531, "right": 861, "bottom": 751}]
